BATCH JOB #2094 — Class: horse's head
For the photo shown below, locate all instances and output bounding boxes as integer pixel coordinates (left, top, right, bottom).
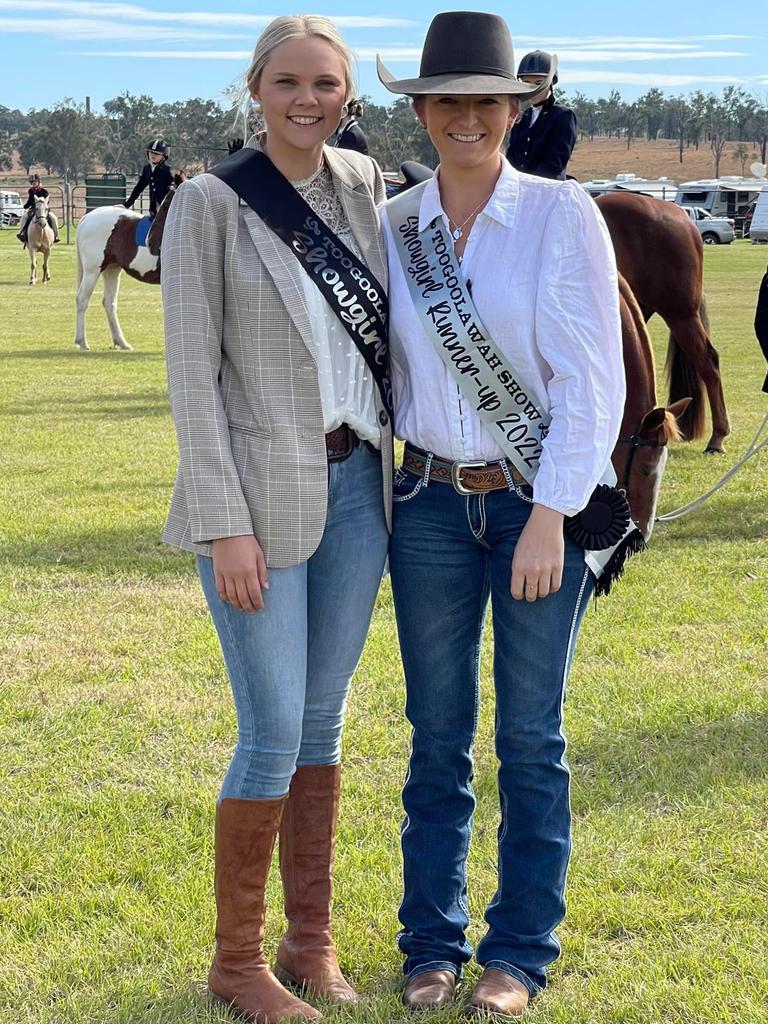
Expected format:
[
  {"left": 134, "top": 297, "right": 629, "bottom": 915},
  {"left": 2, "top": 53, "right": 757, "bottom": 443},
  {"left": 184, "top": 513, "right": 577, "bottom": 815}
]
[
  {"left": 615, "top": 397, "right": 691, "bottom": 540},
  {"left": 33, "top": 195, "right": 49, "bottom": 223}
]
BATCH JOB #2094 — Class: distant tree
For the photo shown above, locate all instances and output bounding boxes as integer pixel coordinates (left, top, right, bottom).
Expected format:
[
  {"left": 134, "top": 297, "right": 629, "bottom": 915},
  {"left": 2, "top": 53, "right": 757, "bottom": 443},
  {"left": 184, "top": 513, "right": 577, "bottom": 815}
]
[
  {"left": 569, "top": 92, "right": 600, "bottom": 140},
  {"left": 597, "top": 90, "right": 624, "bottom": 139},
  {"left": 751, "top": 93, "right": 768, "bottom": 165},
  {"left": 46, "top": 103, "right": 100, "bottom": 181},
  {"left": 159, "top": 98, "right": 234, "bottom": 172},
  {"left": 102, "top": 93, "right": 159, "bottom": 173},
  {"left": 733, "top": 142, "right": 751, "bottom": 175},
  {"left": 667, "top": 95, "right": 694, "bottom": 163},
  {"left": 623, "top": 102, "right": 641, "bottom": 149},
  {"left": 636, "top": 88, "right": 665, "bottom": 140}
]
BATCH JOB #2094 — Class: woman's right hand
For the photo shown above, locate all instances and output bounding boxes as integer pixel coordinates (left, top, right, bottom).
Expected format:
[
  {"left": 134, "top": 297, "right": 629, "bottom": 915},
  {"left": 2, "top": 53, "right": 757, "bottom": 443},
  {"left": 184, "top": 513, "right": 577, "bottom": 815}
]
[{"left": 211, "top": 535, "right": 270, "bottom": 613}]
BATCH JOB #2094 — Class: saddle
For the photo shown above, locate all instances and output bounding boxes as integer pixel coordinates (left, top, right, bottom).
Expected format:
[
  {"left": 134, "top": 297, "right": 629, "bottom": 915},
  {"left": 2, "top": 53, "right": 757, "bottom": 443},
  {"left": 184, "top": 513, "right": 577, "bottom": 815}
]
[{"left": 134, "top": 216, "right": 153, "bottom": 248}]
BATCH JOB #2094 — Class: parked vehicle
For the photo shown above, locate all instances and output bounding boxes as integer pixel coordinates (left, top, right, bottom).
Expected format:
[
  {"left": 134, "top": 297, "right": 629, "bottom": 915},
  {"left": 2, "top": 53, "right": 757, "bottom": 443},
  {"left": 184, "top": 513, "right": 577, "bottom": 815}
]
[
  {"left": 580, "top": 173, "right": 678, "bottom": 201},
  {"left": 684, "top": 206, "right": 735, "bottom": 245},
  {"left": 749, "top": 188, "right": 768, "bottom": 243},
  {"left": 0, "top": 190, "right": 24, "bottom": 227},
  {"left": 676, "top": 176, "right": 764, "bottom": 233}
]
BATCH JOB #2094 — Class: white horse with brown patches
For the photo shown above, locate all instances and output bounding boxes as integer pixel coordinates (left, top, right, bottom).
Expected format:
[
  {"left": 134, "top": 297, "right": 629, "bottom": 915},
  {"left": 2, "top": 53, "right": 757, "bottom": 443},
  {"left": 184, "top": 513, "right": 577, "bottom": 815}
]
[
  {"left": 27, "top": 195, "right": 55, "bottom": 285},
  {"left": 74, "top": 173, "right": 184, "bottom": 351}
]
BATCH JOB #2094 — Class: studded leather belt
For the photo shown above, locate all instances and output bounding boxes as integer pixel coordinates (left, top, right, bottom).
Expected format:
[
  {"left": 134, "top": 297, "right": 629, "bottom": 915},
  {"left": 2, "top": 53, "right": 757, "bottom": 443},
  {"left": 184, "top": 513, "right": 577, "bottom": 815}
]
[
  {"left": 325, "top": 424, "right": 359, "bottom": 463},
  {"left": 403, "top": 443, "right": 529, "bottom": 495}
]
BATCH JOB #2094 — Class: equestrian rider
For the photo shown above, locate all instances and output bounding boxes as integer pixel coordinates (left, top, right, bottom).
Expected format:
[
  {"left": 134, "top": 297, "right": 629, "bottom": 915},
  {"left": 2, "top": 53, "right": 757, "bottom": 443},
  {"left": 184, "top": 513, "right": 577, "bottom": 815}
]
[
  {"left": 334, "top": 99, "right": 369, "bottom": 155},
  {"left": 505, "top": 50, "right": 577, "bottom": 180},
  {"left": 17, "top": 174, "right": 60, "bottom": 244},
  {"left": 123, "top": 139, "right": 173, "bottom": 218}
]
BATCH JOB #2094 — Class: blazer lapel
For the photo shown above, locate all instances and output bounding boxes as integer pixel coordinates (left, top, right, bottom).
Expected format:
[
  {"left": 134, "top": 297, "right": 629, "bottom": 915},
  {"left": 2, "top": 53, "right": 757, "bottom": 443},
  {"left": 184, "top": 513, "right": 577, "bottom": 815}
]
[
  {"left": 241, "top": 205, "right": 316, "bottom": 356},
  {"left": 324, "top": 147, "right": 388, "bottom": 290}
]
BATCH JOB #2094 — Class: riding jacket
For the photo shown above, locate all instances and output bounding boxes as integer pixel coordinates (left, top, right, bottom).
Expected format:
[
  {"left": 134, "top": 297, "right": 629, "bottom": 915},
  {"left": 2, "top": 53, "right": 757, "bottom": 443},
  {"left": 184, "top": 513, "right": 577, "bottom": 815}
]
[
  {"left": 125, "top": 161, "right": 173, "bottom": 216},
  {"left": 506, "top": 94, "right": 577, "bottom": 181}
]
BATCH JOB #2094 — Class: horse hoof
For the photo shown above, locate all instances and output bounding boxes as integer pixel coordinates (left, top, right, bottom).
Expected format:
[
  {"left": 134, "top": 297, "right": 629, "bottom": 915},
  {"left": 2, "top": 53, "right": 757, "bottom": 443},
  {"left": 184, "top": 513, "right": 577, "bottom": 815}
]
[
  {"left": 75, "top": 342, "right": 90, "bottom": 351},
  {"left": 113, "top": 343, "right": 133, "bottom": 352},
  {"left": 704, "top": 446, "right": 724, "bottom": 455}
]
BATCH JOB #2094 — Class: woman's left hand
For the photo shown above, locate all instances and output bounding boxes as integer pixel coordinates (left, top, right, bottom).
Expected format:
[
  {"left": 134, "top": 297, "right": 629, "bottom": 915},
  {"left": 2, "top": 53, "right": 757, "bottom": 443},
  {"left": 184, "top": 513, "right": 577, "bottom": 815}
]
[{"left": 511, "top": 504, "right": 565, "bottom": 602}]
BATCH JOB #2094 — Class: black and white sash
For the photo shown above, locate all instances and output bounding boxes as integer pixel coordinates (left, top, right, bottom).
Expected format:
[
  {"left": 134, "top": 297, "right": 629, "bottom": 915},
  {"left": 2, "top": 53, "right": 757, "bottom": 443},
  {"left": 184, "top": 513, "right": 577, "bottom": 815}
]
[
  {"left": 386, "top": 182, "right": 644, "bottom": 593},
  {"left": 210, "top": 148, "right": 392, "bottom": 418}
]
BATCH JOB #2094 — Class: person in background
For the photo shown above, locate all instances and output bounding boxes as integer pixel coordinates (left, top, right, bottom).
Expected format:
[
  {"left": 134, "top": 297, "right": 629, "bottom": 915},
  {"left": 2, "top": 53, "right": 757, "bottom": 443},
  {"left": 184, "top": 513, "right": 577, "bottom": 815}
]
[
  {"left": 505, "top": 50, "right": 576, "bottom": 181},
  {"left": 335, "top": 99, "right": 369, "bottom": 154},
  {"left": 16, "top": 174, "right": 60, "bottom": 244},
  {"left": 124, "top": 139, "right": 173, "bottom": 217},
  {"left": 755, "top": 264, "right": 768, "bottom": 393}
]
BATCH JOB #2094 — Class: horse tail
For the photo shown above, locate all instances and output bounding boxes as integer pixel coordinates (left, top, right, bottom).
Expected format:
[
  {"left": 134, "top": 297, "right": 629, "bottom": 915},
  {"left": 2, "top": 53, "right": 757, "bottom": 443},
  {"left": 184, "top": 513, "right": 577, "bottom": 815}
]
[{"left": 665, "top": 306, "right": 707, "bottom": 441}]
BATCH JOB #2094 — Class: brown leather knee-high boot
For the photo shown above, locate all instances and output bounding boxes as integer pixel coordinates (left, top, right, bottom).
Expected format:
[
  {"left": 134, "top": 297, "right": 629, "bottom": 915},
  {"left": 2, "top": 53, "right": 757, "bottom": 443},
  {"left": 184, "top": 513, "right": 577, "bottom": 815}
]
[
  {"left": 275, "top": 765, "right": 358, "bottom": 1003},
  {"left": 207, "top": 797, "right": 321, "bottom": 1023}
]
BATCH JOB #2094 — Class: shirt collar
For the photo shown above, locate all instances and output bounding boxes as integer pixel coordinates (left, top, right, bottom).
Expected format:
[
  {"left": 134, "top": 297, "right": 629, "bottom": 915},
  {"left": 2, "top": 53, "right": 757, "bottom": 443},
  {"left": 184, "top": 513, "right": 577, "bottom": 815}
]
[{"left": 417, "top": 156, "right": 521, "bottom": 234}]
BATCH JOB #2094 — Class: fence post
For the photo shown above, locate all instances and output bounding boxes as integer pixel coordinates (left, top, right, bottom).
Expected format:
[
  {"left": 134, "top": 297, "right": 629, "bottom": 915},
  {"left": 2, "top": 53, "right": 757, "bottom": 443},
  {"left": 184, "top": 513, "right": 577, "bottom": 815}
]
[{"left": 64, "top": 178, "right": 72, "bottom": 245}]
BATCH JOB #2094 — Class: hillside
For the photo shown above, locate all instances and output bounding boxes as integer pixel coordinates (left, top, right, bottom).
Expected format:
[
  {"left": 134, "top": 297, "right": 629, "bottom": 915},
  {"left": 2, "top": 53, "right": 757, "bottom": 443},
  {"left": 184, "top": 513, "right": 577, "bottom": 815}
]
[{"left": 568, "top": 136, "right": 760, "bottom": 183}]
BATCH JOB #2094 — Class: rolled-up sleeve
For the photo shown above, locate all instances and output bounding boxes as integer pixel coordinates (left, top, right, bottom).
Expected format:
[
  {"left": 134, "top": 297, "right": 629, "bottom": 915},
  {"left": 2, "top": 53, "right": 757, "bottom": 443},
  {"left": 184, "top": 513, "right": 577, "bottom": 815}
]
[
  {"left": 533, "top": 183, "right": 625, "bottom": 516},
  {"left": 161, "top": 177, "right": 254, "bottom": 543}
]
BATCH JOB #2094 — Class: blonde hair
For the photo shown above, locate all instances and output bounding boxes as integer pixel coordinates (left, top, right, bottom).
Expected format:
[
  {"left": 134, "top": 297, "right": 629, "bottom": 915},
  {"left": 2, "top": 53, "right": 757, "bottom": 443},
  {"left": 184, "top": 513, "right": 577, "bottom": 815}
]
[{"left": 244, "top": 15, "right": 356, "bottom": 105}]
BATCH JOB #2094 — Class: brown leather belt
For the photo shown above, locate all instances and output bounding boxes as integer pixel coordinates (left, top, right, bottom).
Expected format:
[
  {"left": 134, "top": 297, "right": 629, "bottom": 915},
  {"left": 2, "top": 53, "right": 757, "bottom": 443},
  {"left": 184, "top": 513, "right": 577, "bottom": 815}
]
[
  {"left": 325, "top": 423, "right": 359, "bottom": 463},
  {"left": 403, "top": 443, "right": 529, "bottom": 495}
]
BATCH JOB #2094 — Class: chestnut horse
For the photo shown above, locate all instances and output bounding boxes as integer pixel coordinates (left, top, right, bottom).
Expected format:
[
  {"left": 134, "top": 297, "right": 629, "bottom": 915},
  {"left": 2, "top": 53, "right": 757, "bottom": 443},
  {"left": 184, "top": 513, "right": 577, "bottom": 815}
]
[
  {"left": 614, "top": 275, "right": 691, "bottom": 538},
  {"left": 596, "top": 192, "right": 728, "bottom": 453},
  {"left": 74, "top": 173, "right": 185, "bottom": 351}
]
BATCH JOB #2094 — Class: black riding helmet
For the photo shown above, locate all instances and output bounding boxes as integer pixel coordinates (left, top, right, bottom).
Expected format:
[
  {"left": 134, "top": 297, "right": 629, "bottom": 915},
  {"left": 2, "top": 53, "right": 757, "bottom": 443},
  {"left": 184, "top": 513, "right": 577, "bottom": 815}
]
[
  {"left": 147, "top": 138, "right": 170, "bottom": 159},
  {"left": 517, "top": 50, "right": 558, "bottom": 86}
]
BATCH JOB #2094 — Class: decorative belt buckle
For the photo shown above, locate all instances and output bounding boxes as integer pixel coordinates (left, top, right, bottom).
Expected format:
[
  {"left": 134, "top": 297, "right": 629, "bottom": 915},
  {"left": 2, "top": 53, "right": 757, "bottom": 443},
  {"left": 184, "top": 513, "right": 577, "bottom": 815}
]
[{"left": 450, "top": 460, "right": 487, "bottom": 495}]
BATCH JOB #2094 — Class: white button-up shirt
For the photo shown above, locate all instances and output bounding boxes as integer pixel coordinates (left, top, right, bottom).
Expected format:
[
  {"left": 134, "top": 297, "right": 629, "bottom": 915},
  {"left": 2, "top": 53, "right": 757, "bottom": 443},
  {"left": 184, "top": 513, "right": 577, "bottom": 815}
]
[{"left": 380, "top": 159, "right": 625, "bottom": 517}]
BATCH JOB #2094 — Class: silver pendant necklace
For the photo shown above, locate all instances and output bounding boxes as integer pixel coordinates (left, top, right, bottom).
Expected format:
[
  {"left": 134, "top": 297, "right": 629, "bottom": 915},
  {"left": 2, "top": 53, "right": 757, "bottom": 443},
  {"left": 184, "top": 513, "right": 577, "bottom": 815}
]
[{"left": 447, "top": 190, "right": 494, "bottom": 240}]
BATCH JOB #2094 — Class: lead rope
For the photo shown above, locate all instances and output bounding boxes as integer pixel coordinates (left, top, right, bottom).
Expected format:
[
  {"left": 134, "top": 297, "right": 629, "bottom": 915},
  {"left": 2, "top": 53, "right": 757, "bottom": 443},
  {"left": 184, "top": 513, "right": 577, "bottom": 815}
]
[{"left": 655, "top": 409, "right": 768, "bottom": 523}]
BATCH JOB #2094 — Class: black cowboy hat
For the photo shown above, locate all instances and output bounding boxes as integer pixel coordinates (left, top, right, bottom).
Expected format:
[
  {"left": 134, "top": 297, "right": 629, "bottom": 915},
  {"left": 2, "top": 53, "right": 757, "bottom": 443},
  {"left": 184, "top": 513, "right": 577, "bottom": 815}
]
[{"left": 376, "top": 11, "right": 556, "bottom": 98}]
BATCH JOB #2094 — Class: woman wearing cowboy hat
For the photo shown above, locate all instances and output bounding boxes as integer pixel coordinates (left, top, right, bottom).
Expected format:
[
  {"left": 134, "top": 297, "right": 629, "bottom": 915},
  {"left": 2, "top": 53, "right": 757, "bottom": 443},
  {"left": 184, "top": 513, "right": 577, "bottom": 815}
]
[{"left": 377, "top": 12, "right": 625, "bottom": 1017}]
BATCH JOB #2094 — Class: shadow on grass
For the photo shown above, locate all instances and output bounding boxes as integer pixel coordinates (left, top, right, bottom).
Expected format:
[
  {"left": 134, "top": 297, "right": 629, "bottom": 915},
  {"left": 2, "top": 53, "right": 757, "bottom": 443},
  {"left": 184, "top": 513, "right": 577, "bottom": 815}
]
[
  {"left": 5, "top": 390, "right": 170, "bottom": 419},
  {"left": 552, "top": 710, "right": 766, "bottom": 814},
  {"left": 657, "top": 489, "right": 768, "bottom": 542},
  {"left": 3, "top": 349, "right": 163, "bottom": 361},
  {"left": 0, "top": 524, "right": 194, "bottom": 580}
]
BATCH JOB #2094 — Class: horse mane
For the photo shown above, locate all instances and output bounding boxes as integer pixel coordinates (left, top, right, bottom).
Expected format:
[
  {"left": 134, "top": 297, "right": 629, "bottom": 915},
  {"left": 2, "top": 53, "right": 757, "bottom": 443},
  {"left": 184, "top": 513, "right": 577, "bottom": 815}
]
[{"left": 618, "top": 273, "right": 656, "bottom": 378}]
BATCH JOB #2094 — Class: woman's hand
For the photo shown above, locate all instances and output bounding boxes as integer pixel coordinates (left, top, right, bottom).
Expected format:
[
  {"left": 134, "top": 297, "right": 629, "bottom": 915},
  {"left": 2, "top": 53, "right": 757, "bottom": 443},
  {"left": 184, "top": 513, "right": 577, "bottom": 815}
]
[
  {"left": 211, "top": 535, "right": 270, "bottom": 613},
  {"left": 511, "top": 505, "right": 565, "bottom": 602}
]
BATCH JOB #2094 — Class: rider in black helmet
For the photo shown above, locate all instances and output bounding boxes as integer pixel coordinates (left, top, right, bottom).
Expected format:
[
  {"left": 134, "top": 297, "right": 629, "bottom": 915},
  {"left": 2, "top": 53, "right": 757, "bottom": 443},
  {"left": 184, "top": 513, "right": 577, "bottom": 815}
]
[
  {"left": 505, "top": 51, "right": 577, "bottom": 181},
  {"left": 124, "top": 139, "right": 173, "bottom": 217},
  {"left": 17, "top": 173, "right": 61, "bottom": 245}
]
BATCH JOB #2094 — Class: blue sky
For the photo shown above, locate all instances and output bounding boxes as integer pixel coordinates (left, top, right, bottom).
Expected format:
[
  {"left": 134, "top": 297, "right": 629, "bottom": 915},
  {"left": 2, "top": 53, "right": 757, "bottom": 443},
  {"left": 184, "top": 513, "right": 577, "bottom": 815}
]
[{"left": 2, "top": 0, "right": 767, "bottom": 112}]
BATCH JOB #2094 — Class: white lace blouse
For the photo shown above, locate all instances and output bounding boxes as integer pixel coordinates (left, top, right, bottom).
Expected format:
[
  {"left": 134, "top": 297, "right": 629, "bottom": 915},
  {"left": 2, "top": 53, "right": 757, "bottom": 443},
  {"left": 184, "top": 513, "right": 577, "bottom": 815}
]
[{"left": 292, "top": 161, "right": 379, "bottom": 447}]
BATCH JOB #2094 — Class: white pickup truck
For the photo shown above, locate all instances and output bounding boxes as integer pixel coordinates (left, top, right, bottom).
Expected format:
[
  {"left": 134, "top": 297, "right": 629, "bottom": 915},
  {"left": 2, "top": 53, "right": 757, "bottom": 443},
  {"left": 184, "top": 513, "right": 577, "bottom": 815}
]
[{"left": 0, "top": 190, "right": 25, "bottom": 227}]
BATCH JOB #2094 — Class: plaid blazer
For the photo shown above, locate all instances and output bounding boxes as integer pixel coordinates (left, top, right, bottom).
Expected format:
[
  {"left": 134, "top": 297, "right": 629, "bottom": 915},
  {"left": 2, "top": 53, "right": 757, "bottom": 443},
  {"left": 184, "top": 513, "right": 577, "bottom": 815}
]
[{"left": 160, "top": 138, "right": 392, "bottom": 566}]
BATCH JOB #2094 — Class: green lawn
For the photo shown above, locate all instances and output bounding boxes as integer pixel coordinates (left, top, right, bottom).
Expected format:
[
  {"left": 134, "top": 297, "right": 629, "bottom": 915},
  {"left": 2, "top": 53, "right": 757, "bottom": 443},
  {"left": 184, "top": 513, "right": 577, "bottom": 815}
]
[{"left": 1, "top": 229, "right": 767, "bottom": 1024}]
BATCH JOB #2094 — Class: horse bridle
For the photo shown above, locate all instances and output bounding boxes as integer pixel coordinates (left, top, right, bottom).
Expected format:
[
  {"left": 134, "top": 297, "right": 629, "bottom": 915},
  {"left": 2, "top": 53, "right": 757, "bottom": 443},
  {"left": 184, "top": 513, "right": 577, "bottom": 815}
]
[{"left": 616, "top": 429, "right": 667, "bottom": 492}]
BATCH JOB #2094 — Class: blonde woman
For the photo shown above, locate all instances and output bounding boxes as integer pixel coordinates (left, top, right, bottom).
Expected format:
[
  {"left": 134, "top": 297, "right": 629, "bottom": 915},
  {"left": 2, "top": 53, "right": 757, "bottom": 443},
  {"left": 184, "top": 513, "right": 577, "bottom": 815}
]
[{"left": 161, "top": 15, "right": 391, "bottom": 1022}]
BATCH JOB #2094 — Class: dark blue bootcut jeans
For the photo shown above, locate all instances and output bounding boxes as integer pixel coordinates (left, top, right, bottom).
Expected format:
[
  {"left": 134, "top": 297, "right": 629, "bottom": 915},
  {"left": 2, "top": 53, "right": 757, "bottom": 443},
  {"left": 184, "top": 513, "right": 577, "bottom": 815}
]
[{"left": 389, "top": 463, "right": 593, "bottom": 997}]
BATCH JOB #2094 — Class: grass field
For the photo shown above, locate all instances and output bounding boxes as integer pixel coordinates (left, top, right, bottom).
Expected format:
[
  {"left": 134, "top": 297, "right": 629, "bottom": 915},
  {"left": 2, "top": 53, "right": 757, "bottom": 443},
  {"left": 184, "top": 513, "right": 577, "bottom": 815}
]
[{"left": 1, "top": 228, "right": 767, "bottom": 1024}]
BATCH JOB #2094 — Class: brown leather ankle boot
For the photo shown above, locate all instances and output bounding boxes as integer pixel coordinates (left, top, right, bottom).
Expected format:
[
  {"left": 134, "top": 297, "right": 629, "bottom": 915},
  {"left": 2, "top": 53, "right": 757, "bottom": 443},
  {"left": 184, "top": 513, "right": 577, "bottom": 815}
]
[
  {"left": 207, "top": 797, "right": 321, "bottom": 1023},
  {"left": 275, "top": 765, "right": 358, "bottom": 1003}
]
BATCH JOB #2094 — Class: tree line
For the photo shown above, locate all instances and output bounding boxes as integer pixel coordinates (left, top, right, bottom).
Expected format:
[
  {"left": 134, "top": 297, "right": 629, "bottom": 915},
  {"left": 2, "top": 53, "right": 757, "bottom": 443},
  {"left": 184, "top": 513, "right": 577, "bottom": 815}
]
[{"left": 1, "top": 85, "right": 767, "bottom": 183}]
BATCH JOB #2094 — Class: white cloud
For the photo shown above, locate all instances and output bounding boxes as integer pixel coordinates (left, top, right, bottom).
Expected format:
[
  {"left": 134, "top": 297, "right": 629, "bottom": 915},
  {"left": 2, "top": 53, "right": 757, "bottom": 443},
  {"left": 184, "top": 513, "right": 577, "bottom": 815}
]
[
  {"left": 81, "top": 49, "right": 251, "bottom": 58},
  {"left": 553, "top": 49, "right": 748, "bottom": 62},
  {"left": 0, "top": 16, "right": 243, "bottom": 39},
  {"left": 0, "top": 1, "right": 416, "bottom": 28},
  {"left": 565, "top": 70, "right": 748, "bottom": 87}
]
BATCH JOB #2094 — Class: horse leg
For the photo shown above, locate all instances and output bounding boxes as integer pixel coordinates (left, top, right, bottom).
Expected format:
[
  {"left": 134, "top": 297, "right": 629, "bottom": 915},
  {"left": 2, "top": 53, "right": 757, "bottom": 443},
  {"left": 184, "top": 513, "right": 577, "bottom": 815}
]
[
  {"left": 43, "top": 246, "right": 51, "bottom": 283},
  {"left": 75, "top": 262, "right": 101, "bottom": 351},
  {"left": 666, "top": 309, "right": 730, "bottom": 453},
  {"left": 101, "top": 266, "right": 132, "bottom": 351},
  {"left": 29, "top": 248, "right": 36, "bottom": 286}
]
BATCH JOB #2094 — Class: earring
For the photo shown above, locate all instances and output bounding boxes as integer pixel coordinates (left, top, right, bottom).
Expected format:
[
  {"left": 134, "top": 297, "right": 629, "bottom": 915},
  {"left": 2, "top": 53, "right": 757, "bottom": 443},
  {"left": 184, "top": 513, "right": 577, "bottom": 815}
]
[{"left": 341, "top": 103, "right": 349, "bottom": 117}]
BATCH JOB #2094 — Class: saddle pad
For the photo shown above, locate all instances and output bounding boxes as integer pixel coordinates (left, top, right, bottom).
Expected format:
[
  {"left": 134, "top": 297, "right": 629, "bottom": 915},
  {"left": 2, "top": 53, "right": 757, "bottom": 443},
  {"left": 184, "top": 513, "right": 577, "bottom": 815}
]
[{"left": 134, "top": 216, "right": 152, "bottom": 248}]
